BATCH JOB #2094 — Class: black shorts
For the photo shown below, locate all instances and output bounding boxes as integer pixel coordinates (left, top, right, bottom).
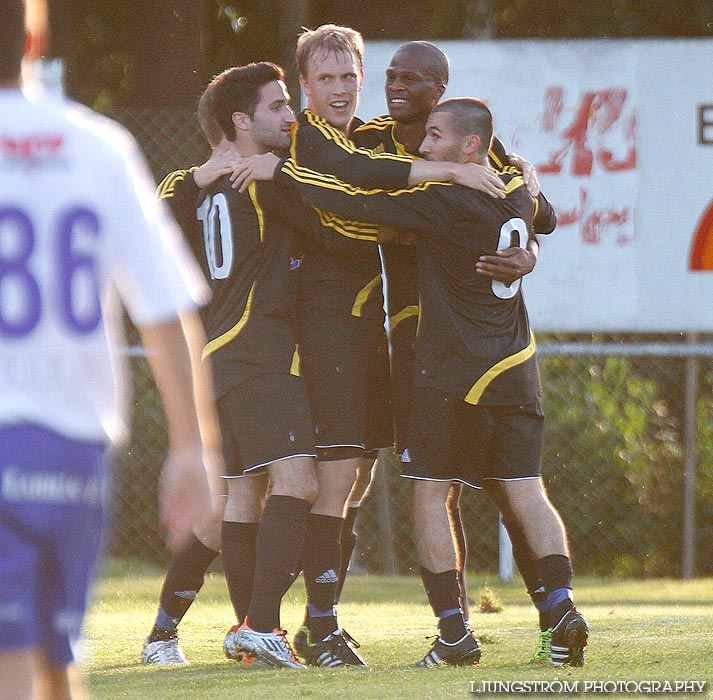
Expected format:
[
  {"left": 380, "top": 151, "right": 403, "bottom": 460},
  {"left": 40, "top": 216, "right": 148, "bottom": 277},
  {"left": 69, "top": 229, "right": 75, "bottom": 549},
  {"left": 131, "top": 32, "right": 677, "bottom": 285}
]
[
  {"left": 298, "top": 309, "right": 393, "bottom": 461},
  {"left": 401, "top": 387, "right": 544, "bottom": 489},
  {"left": 217, "top": 374, "right": 316, "bottom": 477}
]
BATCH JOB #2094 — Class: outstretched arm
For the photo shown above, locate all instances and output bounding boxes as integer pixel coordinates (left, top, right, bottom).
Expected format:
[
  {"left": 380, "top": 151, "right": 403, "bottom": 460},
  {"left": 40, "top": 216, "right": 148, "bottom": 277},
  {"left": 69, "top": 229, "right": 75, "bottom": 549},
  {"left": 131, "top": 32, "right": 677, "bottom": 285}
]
[
  {"left": 407, "top": 160, "right": 505, "bottom": 198},
  {"left": 276, "top": 157, "right": 447, "bottom": 232},
  {"left": 229, "top": 151, "right": 507, "bottom": 201}
]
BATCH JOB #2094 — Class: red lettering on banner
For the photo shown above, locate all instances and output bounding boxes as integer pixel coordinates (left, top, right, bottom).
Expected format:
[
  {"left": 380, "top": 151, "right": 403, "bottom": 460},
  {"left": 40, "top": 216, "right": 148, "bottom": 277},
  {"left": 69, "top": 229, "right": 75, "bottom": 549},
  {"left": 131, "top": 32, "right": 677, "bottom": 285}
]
[
  {"left": 537, "top": 87, "right": 636, "bottom": 245},
  {"left": 538, "top": 87, "right": 636, "bottom": 176},
  {"left": 556, "top": 188, "right": 632, "bottom": 245}
]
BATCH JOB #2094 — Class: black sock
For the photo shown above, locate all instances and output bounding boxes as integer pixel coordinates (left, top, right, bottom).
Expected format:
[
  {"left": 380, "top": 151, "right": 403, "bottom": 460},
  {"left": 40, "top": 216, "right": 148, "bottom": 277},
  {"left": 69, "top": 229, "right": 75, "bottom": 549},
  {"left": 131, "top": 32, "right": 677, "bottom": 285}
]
[
  {"left": 529, "top": 586, "right": 551, "bottom": 631},
  {"left": 221, "top": 520, "right": 259, "bottom": 624},
  {"left": 147, "top": 533, "right": 218, "bottom": 642},
  {"left": 439, "top": 611, "right": 469, "bottom": 644},
  {"left": 536, "top": 554, "right": 574, "bottom": 628},
  {"left": 335, "top": 506, "right": 358, "bottom": 603},
  {"left": 302, "top": 513, "right": 343, "bottom": 640},
  {"left": 419, "top": 567, "right": 466, "bottom": 643},
  {"left": 246, "top": 495, "right": 311, "bottom": 632}
]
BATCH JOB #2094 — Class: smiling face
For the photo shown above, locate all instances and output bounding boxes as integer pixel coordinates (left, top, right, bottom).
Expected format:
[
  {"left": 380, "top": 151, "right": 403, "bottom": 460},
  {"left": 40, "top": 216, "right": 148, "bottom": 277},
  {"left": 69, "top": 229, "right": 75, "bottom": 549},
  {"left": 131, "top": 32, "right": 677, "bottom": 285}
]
[
  {"left": 249, "top": 80, "right": 296, "bottom": 152},
  {"left": 385, "top": 46, "right": 445, "bottom": 125},
  {"left": 300, "top": 49, "right": 363, "bottom": 133}
]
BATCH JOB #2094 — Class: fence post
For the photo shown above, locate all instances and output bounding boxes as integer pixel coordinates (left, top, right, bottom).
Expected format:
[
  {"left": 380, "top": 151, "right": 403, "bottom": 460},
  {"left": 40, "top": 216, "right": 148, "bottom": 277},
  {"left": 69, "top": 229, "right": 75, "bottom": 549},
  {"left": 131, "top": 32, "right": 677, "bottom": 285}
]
[
  {"left": 499, "top": 513, "right": 515, "bottom": 582},
  {"left": 682, "top": 333, "right": 699, "bottom": 578}
]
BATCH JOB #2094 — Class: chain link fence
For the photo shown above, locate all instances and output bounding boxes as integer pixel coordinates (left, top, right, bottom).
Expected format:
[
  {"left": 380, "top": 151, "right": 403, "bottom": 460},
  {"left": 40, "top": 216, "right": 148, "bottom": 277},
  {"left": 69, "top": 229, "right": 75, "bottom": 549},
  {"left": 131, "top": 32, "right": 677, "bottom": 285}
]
[{"left": 107, "top": 108, "right": 713, "bottom": 579}]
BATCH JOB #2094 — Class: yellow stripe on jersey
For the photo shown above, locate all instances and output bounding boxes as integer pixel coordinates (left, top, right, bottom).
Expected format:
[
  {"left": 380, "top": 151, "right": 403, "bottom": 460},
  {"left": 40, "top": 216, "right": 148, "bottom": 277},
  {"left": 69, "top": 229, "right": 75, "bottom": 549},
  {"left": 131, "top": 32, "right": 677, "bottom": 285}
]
[
  {"left": 500, "top": 164, "right": 520, "bottom": 176},
  {"left": 353, "top": 118, "right": 412, "bottom": 157},
  {"left": 351, "top": 274, "right": 383, "bottom": 317},
  {"left": 202, "top": 283, "right": 256, "bottom": 360},
  {"left": 316, "top": 209, "right": 379, "bottom": 242},
  {"left": 155, "top": 167, "right": 197, "bottom": 199},
  {"left": 502, "top": 174, "right": 525, "bottom": 195},
  {"left": 463, "top": 331, "right": 537, "bottom": 405},
  {"left": 290, "top": 345, "right": 301, "bottom": 376},
  {"left": 302, "top": 111, "right": 412, "bottom": 163},
  {"left": 488, "top": 148, "right": 506, "bottom": 169},
  {"left": 281, "top": 158, "right": 453, "bottom": 242},
  {"left": 282, "top": 158, "right": 449, "bottom": 197},
  {"left": 390, "top": 304, "right": 419, "bottom": 330},
  {"left": 248, "top": 182, "right": 265, "bottom": 241},
  {"left": 352, "top": 116, "right": 394, "bottom": 134}
]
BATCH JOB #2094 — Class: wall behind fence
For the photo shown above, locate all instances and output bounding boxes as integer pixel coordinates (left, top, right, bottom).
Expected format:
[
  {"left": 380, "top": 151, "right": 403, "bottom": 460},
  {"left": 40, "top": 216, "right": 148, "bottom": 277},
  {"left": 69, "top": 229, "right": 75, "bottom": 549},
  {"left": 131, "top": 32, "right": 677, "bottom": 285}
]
[{"left": 361, "top": 39, "right": 713, "bottom": 333}]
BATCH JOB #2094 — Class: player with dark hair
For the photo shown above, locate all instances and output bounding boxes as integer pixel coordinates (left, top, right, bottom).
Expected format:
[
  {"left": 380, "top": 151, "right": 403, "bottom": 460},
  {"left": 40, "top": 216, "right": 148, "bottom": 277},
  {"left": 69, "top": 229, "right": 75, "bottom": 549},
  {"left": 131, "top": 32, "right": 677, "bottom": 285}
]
[
  {"left": 0, "top": 1, "right": 215, "bottom": 696},
  {"left": 275, "top": 97, "right": 589, "bottom": 669},
  {"left": 141, "top": 82, "right": 241, "bottom": 666},
  {"left": 185, "top": 62, "right": 328, "bottom": 670},
  {"left": 353, "top": 40, "right": 556, "bottom": 661},
  {"left": 230, "top": 24, "right": 507, "bottom": 668}
]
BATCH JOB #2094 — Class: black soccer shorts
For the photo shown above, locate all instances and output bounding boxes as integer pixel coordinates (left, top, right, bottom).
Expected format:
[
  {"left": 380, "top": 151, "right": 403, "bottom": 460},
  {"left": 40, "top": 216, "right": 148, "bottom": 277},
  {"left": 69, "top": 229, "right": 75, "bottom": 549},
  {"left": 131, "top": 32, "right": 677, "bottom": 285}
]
[
  {"left": 217, "top": 373, "right": 316, "bottom": 477},
  {"left": 297, "top": 308, "right": 393, "bottom": 461},
  {"left": 401, "top": 386, "right": 544, "bottom": 489}
]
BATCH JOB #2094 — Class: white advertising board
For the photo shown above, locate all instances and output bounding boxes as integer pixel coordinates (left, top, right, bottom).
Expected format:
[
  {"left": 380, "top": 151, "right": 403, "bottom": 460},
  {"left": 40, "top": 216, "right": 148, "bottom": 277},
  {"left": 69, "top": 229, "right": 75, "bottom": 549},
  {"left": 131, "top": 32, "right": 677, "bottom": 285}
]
[{"left": 360, "top": 40, "right": 713, "bottom": 332}]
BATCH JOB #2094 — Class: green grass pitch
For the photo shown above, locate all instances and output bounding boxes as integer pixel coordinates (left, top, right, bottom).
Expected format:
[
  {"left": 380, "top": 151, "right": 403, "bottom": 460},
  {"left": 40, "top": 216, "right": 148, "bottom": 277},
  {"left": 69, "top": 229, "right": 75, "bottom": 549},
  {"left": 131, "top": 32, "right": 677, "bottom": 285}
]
[{"left": 86, "top": 559, "right": 713, "bottom": 699}]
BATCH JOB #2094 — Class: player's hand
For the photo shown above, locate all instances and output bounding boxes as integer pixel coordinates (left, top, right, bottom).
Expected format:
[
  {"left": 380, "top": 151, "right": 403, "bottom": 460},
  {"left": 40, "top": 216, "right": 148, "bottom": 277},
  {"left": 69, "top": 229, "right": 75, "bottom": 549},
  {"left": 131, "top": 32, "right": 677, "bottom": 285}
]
[
  {"left": 454, "top": 162, "right": 506, "bottom": 198},
  {"left": 159, "top": 444, "right": 213, "bottom": 552},
  {"left": 507, "top": 152, "right": 540, "bottom": 197},
  {"left": 476, "top": 245, "right": 537, "bottom": 284},
  {"left": 193, "top": 148, "right": 239, "bottom": 189},
  {"left": 229, "top": 152, "right": 281, "bottom": 192}
]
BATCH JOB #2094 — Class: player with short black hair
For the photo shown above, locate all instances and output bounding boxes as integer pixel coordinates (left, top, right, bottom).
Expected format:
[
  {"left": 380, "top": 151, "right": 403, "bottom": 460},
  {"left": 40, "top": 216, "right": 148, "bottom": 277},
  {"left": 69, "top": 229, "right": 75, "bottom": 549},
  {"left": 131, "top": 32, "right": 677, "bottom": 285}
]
[
  {"left": 142, "top": 79, "right": 238, "bottom": 667},
  {"left": 353, "top": 40, "right": 557, "bottom": 662},
  {"left": 276, "top": 96, "right": 589, "bottom": 668},
  {"left": 160, "top": 62, "right": 329, "bottom": 671},
  {"left": 200, "top": 62, "right": 327, "bottom": 670}
]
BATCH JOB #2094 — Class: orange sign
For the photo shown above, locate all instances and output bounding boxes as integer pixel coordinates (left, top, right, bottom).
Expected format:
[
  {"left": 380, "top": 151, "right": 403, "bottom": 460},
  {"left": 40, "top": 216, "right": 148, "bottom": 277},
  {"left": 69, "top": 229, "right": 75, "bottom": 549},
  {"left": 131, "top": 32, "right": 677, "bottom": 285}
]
[{"left": 689, "top": 200, "right": 713, "bottom": 271}]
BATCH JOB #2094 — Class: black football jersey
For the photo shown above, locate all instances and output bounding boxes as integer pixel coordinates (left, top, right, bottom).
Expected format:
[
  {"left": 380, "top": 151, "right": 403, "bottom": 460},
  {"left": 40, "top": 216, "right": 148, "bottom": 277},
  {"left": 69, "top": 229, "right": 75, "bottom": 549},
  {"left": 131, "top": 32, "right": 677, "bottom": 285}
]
[
  {"left": 290, "top": 110, "right": 412, "bottom": 319},
  {"left": 277, "top": 159, "right": 556, "bottom": 405},
  {"left": 195, "top": 177, "right": 318, "bottom": 397},
  {"left": 351, "top": 117, "right": 552, "bottom": 326},
  {"left": 156, "top": 168, "right": 209, "bottom": 279}
]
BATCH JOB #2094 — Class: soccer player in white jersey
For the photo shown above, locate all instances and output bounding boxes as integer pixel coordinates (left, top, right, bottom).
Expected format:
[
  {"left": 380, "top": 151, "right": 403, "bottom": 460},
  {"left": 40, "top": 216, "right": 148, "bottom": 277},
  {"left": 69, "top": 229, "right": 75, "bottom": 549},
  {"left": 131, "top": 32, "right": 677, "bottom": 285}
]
[{"left": 0, "top": 2, "right": 215, "bottom": 698}]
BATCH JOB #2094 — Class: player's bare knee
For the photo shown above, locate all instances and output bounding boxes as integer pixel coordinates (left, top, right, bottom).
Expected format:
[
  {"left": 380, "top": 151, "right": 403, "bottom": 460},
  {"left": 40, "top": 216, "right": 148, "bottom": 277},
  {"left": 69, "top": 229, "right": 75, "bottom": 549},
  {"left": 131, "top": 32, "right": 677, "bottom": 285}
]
[
  {"left": 270, "top": 463, "right": 318, "bottom": 504},
  {"left": 293, "top": 477, "right": 319, "bottom": 504}
]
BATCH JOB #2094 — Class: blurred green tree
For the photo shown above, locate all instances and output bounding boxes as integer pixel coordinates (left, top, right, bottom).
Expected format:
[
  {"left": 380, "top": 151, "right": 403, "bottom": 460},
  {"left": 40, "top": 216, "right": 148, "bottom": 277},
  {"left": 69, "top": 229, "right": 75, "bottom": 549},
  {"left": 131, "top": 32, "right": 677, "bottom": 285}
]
[{"left": 47, "top": 0, "right": 713, "bottom": 108}]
